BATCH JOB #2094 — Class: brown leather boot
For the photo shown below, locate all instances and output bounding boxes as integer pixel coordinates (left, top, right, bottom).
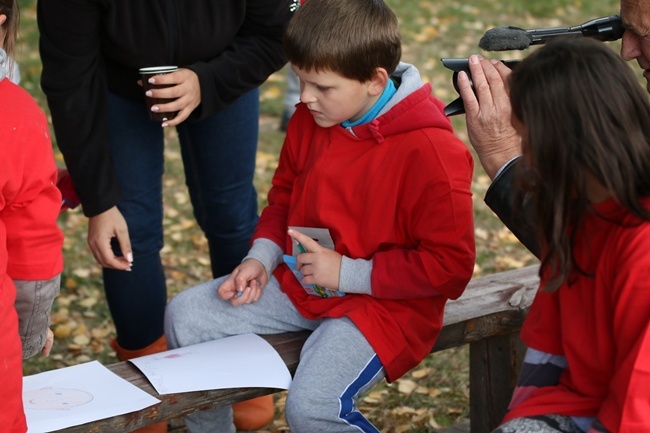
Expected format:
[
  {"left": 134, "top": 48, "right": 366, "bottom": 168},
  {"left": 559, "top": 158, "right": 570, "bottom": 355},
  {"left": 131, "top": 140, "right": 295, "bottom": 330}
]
[
  {"left": 232, "top": 394, "right": 275, "bottom": 431},
  {"left": 111, "top": 336, "right": 168, "bottom": 433}
]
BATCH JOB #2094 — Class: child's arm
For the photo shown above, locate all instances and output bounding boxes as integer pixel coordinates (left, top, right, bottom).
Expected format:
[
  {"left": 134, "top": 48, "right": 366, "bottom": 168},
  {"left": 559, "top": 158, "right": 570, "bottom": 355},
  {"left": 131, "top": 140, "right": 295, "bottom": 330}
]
[
  {"left": 589, "top": 327, "right": 650, "bottom": 432},
  {"left": 370, "top": 134, "right": 475, "bottom": 301},
  {"left": 3, "top": 94, "right": 64, "bottom": 281},
  {"left": 3, "top": 164, "right": 64, "bottom": 280},
  {"left": 252, "top": 119, "right": 305, "bottom": 250},
  {"left": 1, "top": 90, "right": 64, "bottom": 359},
  {"left": 593, "top": 249, "right": 650, "bottom": 432},
  {"left": 13, "top": 275, "right": 61, "bottom": 358}
]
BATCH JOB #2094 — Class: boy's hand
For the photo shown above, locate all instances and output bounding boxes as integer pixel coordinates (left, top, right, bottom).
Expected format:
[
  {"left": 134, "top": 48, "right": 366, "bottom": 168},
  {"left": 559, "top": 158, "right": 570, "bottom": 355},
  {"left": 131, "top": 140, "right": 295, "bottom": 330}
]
[
  {"left": 288, "top": 228, "right": 341, "bottom": 290},
  {"left": 217, "top": 259, "right": 267, "bottom": 306}
]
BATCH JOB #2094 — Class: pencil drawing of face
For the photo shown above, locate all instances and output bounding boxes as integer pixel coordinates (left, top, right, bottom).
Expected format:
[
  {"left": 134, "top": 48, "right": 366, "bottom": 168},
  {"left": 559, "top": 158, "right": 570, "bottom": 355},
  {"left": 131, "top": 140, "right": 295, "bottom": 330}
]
[{"left": 23, "top": 387, "right": 94, "bottom": 410}]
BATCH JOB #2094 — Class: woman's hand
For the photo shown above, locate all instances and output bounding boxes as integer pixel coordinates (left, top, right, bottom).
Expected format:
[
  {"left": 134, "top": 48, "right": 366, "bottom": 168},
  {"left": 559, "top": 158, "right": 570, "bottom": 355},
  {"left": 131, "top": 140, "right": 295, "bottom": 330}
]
[
  {"left": 143, "top": 68, "right": 202, "bottom": 127},
  {"left": 87, "top": 206, "right": 133, "bottom": 270}
]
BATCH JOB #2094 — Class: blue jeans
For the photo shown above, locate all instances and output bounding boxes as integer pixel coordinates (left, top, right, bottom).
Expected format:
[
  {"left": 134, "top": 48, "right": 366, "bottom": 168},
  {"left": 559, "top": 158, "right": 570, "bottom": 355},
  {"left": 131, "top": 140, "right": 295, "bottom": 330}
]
[{"left": 104, "top": 90, "right": 259, "bottom": 350}]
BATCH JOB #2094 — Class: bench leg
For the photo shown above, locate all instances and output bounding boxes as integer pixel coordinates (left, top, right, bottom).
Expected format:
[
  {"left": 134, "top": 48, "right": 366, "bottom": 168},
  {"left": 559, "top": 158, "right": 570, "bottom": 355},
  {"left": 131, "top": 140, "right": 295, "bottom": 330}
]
[{"left": 469, "top": 333, "right": 526, "bottom": 433}]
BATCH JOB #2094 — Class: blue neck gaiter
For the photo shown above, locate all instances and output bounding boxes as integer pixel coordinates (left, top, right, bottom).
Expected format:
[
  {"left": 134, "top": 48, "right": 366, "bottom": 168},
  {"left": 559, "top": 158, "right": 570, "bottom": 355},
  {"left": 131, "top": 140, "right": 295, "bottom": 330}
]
[{"left": 341, "top": 78, "right": 396, "bottom": 128}]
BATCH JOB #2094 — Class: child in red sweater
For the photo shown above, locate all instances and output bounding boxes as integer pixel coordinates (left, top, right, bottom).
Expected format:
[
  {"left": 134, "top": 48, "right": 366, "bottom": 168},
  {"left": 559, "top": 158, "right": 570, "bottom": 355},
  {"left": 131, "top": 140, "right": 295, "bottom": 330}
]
[
  {"left": 0, "top": 0, "right": 64, "bottom": 430},
  {"left": 493, "top": 37, "right": 650, "bottom": 433},
  {"left": 165, "top": 0, "right": 475, "bottom": 431}
]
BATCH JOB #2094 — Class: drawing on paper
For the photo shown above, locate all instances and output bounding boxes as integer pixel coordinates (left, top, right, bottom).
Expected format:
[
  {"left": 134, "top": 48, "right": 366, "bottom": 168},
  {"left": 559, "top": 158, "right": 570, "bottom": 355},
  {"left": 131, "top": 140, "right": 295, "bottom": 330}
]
[{"left": 23, "top": 387, "right": 94, "bottom": 410}]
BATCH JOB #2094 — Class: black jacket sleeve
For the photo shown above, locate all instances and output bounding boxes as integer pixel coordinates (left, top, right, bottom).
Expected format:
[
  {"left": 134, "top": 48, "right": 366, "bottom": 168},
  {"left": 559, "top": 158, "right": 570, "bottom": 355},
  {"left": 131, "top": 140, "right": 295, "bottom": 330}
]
[
  {"left": 484, "top": 157, "right": 541, "bottom": 259},
  {"left": 38, "top": 0, "right": 118, "bottom": 217}
]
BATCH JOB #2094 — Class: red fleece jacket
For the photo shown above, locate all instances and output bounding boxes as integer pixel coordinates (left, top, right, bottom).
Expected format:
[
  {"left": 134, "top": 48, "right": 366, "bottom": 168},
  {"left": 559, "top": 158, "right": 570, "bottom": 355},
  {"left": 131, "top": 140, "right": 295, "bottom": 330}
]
[
  {"left": 0, "top": 78, "right": 63, "bottom": 432},
  {"left": 253, "top": 82, "right": 475, "bottom": 381},
  {"left": 505, "top": 198, "right": 650, "bottom": 432},
  {"left": 0, "top": 79, "right": 63, "bottom": 281}
]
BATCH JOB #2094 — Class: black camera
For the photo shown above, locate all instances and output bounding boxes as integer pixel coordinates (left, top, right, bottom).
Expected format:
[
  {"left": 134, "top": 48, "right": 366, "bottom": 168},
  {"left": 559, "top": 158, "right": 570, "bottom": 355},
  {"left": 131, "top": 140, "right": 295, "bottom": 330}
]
[{"left": 440, "top": 58, "right": 520, "bottom": 116}]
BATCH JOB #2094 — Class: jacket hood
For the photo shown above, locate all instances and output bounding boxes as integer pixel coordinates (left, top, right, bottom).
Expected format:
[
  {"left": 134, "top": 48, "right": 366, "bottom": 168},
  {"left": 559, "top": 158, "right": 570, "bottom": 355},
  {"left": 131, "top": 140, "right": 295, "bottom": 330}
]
[{"left": 347, "top": 62, "right": 453, "bottom": 143}]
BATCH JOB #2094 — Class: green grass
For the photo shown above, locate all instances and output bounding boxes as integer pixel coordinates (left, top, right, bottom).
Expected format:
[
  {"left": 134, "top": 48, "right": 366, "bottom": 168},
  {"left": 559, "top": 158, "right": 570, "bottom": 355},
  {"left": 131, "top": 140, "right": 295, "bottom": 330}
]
[{"left": 17, "top": 0, "right": 621, "bottom": 431}]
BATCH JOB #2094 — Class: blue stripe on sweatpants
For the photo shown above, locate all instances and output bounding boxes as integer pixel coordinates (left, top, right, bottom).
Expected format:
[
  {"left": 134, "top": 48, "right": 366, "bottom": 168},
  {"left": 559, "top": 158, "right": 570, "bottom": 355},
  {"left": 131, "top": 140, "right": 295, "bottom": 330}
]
[{"left": 338, "top": 354, "right": 384, "bottom": 432}]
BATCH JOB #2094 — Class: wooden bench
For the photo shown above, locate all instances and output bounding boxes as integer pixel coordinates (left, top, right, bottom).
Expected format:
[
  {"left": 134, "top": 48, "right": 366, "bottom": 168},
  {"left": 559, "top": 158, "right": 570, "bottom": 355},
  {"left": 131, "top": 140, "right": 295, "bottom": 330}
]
[{"left": 58, "top": 265, "right": 540, "bottom": 433}]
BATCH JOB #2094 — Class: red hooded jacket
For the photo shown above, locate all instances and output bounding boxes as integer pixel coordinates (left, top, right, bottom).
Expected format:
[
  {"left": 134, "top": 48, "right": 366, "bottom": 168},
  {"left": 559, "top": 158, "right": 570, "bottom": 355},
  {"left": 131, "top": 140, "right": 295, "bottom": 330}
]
[{"left": 253, "top": 73, "right": 475, "bottom": 381}]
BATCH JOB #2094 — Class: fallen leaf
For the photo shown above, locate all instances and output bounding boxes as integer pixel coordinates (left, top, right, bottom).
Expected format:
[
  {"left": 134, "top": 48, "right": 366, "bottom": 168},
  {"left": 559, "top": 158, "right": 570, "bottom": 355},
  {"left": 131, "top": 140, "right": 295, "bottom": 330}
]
[
  {"left": 428, "top": 415, "right": 443, "bottom": 429},
  {"left": 73, "top": 334, "right": 91, "bottom": 346},
  {"left": 54, "top": 324, "right": 72, "bottom": 339},
  {"left": 72, "top": 268, "right": 91, "bottom": 278},
  {"left": 410, "top": 367, "right": 429, "bottom": 379},
  {"left": 393, "top": 406, "right": 417, "bottom": 415},
  {"left": 363, "top": 396, "right": 381, "bottom": 404},
  {"left": 397, "top": 379, "right": 418, "bottom": 395},
  {"left": 78, "top": 297, "right": 97, "bottom": 309},
  {"left": 91, "top": 328, "right": 111, "bottom": 339},
  {"left": 64, "top": 277, "right": 78, "bottom": 290}
]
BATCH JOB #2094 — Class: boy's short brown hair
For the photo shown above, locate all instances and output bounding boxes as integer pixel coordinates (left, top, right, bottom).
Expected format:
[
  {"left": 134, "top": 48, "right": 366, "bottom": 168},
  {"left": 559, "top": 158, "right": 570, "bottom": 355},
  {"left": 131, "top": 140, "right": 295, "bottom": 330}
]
[{"left": 284, "top": 0, "right": 401, "bottom": 82}]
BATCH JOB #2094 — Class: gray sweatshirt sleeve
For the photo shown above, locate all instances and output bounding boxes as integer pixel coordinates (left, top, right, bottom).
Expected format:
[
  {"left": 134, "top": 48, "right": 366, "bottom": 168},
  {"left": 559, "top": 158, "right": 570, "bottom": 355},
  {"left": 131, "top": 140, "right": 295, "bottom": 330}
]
[
  {"left": 339, "top": 256, "right": 373, "bottom": 295},
  {"left": 14, "top": 274, "right": 61, "bottom": 358},
  {"left": 243, "top": 238, "right": 284, "bottom": 280}
]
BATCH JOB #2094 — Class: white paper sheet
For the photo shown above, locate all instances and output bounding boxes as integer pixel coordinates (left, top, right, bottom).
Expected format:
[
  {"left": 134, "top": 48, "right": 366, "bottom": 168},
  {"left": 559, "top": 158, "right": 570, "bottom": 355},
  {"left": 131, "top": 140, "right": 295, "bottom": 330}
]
[
  {"left": 130, "top": 333, "right": 292, "bottom": 395},
  {"left": 23, "top": 360, "right": 160, "bottom": 433}
]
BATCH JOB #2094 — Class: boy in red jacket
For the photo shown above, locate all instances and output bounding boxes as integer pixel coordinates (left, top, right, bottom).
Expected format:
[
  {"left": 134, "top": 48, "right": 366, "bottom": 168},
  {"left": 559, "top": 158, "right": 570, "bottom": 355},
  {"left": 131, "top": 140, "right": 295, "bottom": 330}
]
[{"left": 165, "top": 0, "right": 475, "bottom": 431}]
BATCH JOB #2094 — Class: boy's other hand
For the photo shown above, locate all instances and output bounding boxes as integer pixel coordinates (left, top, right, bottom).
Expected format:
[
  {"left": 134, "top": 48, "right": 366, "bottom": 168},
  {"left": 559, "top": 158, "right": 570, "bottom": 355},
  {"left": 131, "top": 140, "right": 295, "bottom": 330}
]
[{"left": 217, "top": 259, "right": 266, "bottom": 306}]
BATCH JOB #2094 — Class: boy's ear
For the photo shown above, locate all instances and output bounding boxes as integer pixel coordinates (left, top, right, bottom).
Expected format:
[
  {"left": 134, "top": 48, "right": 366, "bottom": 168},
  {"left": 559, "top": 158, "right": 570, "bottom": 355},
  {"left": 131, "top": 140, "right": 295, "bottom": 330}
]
[{"left": 368, "top": 68, "right": 389, "bottom": 97}]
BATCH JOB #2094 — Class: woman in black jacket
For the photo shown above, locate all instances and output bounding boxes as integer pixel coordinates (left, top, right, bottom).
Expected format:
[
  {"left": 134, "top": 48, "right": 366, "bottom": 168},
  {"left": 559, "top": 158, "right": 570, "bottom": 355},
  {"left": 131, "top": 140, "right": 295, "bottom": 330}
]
[{"left": 38, "top": 1, "right": 293, "bottom": 431}]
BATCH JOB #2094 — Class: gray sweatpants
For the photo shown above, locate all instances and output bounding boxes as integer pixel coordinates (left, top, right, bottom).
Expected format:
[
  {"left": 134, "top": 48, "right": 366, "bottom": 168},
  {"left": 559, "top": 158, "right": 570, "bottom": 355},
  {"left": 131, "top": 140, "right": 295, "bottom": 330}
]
[{"left": 164, "top": 275, "right": 386, "bottom": 433}]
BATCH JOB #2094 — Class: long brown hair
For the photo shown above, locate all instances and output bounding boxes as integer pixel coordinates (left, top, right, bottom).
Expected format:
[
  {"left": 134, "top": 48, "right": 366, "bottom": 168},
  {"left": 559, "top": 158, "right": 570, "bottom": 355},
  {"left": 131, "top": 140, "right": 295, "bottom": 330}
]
[
  {"left": 0, "top": 0, "right": 18, "bottom": 59},
  {"left": 509, "top": 37, "right": 650, "bottom": 291}
]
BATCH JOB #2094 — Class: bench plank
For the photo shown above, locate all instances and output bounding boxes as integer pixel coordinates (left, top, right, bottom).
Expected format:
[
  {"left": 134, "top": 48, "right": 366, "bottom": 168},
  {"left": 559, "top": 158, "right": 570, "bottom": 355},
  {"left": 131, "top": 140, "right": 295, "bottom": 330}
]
[{"left": 57, "top": 265, "right": 539, "bottom": 433}]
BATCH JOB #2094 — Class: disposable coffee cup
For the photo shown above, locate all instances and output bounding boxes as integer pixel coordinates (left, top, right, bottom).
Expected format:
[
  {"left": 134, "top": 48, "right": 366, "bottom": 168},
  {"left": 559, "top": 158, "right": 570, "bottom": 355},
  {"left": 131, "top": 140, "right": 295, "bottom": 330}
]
[{"left": 139, "top": 66, "right": 179, "bottom": 122}]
